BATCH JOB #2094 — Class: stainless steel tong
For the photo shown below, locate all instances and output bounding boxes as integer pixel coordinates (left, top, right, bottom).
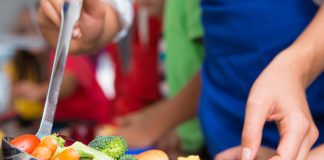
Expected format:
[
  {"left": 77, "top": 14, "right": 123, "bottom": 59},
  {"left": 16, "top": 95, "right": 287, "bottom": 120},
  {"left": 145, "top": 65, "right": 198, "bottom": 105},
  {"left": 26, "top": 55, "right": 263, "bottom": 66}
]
[{"left": 36, "top": 0, "right": 83, "bottom": 139}]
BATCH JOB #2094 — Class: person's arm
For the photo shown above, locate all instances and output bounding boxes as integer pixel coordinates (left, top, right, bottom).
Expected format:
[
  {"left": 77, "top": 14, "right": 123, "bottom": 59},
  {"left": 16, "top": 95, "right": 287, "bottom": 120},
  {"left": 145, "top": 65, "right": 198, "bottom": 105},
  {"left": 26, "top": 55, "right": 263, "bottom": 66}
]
[
  {"left": 38, "top": 0, "right": 127, "bottom": 54},
  {"left": 112, "top": 73, "right": 201, "bottom": 148},
  {"left": 12, "top": 73, "right": 77, "bottom": 101},
  {"left": 241, "top": 4, "right": 324, "bottom": 160}
]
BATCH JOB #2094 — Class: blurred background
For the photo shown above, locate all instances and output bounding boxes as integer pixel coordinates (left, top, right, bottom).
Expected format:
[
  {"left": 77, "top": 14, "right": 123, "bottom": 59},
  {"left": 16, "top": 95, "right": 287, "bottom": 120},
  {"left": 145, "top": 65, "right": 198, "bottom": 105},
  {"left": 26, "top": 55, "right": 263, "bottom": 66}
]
[{"left": 0, "top": 0, "right": 207, "bottom": 159}]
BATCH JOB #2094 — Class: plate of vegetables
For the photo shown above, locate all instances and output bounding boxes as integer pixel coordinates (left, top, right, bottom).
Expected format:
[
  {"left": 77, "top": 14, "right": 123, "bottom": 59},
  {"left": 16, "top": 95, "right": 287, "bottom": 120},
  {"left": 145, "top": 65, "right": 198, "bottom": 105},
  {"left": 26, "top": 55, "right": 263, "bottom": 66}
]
[{"left": 1, "top": 134, "right": 170, "bottom": 160}]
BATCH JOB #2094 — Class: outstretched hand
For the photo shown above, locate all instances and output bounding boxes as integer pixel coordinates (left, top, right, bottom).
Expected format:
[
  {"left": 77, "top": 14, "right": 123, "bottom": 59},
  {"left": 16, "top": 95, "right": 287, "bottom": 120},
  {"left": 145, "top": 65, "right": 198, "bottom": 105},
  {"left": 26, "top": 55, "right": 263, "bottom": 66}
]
[
  {"left": 241, "top": 53, "right": 319, "bottom": 160},
  {"left": 38, "top": 0, "right": 120, "bottom": 53}
]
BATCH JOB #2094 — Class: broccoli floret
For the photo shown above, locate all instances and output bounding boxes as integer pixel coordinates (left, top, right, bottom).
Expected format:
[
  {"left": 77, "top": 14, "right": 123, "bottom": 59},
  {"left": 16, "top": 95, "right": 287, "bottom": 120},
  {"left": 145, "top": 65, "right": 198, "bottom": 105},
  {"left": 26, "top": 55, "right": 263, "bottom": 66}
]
[
  {"left": 50, "top": 134, "right": 65, "bottom": 147},
  {"left": 120, "top": 154, "right": 138, "bottom": 160},
  {"left": 88, "top": 136, "right": 128, "bottom": 159}
]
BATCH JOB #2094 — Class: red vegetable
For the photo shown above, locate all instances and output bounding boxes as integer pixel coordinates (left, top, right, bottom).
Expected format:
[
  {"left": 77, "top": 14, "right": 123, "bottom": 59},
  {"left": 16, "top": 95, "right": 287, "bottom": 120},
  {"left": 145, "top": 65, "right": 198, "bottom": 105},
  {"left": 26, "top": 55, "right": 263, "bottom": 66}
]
[{"left": 10, "top": 134, "right": 40, "bottom": 154}]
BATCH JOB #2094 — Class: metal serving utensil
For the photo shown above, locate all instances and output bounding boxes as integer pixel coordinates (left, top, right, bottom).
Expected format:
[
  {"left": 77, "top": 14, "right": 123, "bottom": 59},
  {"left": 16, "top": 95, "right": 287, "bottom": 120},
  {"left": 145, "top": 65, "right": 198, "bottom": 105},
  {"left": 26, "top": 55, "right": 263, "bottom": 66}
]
[
  {"left": 35, "top": 0, "right": 83, "bottom": 138},
  {"left": 1, "top": 0, "right": 83, "bottom": 159}
]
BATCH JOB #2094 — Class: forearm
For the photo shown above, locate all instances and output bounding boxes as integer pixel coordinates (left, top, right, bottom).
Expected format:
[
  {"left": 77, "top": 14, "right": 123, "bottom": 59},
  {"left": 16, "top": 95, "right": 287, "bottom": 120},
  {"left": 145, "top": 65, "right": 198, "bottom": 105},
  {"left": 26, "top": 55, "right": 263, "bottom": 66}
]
[
  {"left": 278, "top": 4, "right": 324, "bottom": 88},
  {"left": 153, "top": 73, "right": 201, "bottom": 133}
]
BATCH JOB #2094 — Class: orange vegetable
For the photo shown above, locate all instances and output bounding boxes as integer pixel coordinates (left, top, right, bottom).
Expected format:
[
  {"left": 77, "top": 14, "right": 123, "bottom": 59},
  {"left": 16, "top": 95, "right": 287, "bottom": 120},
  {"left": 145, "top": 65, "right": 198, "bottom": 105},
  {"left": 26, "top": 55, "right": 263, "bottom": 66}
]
[
  {"left": 32, "top": 136, "right": 58, "bottom": 160},
  {"left": 136, "top": 150, "right": 169, "bottom": 160},
  {"left": 52, "top": 148, "right": 80, "bottom": 160},
  {"left": 10, "top": 134, "right": 40, "bottom": 154},
  {"left": 31, "top": 146, "right": 52, "bottom": 160}
]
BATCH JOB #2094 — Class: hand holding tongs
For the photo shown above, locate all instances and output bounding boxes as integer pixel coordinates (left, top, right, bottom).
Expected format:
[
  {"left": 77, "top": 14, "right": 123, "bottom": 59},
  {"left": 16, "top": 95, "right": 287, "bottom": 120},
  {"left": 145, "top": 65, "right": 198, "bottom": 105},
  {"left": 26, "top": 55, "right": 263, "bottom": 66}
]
[{"left": 36, "top": 0, "right": 83, "bottom": 139}]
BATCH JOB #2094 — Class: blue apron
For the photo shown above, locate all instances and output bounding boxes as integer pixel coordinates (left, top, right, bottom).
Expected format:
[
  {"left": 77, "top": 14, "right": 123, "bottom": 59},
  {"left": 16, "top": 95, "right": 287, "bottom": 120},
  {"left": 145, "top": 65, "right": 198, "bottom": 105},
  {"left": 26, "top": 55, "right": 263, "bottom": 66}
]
[{"left": 199, "top": 0, "right": 324, "bottom": 156}]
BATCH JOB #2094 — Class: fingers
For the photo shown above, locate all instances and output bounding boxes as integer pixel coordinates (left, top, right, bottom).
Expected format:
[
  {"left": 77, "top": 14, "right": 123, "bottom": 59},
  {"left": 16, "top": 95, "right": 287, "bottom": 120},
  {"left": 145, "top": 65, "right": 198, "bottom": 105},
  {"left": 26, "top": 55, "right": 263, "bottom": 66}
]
[
  {"left": 275, "top": 114, "right": 312, "bottom": 160},
  {"left": 241, "top": 99, "right": 269, "bottom": 160},
  {"left": 39, "top": 0, "right": 62, "bottom": 27},
  {"left": 215, "top": 146, "right": 241, "bottom": 160},
  {"left": 294, "top": 123, "right": 319, "bottom": 160},
  {"left": 307, "top": 144, "right": 324, "bottom": 160}
]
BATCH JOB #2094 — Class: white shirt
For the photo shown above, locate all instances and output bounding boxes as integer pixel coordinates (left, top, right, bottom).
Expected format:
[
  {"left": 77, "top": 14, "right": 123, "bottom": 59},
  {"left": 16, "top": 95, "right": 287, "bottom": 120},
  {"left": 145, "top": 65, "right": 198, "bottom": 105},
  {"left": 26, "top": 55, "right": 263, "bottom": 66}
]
[{"left": 103, "top": 0, "right": 133, "bottom": 41}]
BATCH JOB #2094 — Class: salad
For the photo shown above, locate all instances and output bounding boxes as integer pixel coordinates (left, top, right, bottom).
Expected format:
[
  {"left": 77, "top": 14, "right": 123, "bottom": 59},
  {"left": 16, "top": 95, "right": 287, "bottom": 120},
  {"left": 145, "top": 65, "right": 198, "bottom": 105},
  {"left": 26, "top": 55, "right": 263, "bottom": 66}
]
[{"left": 8, "top": 134, "right": 171, "bottom": 160}]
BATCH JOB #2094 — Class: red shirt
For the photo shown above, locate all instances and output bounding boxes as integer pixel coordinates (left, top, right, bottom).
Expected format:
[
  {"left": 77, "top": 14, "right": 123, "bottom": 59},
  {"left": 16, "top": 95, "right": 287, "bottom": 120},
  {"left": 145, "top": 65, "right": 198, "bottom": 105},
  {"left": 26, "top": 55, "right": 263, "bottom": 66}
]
[
  {"left": 50, "top": 54, "right": 112, "bottom": 124},
  {"left": 112, "top": 13, "right": 163, "bottom": 116}
]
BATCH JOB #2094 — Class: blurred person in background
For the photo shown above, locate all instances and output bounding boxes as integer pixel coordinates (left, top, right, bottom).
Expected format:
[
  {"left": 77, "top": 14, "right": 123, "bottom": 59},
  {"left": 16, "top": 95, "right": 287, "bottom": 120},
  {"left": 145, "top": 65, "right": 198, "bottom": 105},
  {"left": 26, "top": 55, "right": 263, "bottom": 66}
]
[
  {"left": 113, "top": 0, "right": 206, "bottom": 158},
  {"left": 7, "top": 6, "right": 51, "bottom": 125},
  {"left": 112, "top": 0, "right": 324, "bottom": 159},
  {"left": 39, "top": 0, "right": 324, "bottom": 159}
]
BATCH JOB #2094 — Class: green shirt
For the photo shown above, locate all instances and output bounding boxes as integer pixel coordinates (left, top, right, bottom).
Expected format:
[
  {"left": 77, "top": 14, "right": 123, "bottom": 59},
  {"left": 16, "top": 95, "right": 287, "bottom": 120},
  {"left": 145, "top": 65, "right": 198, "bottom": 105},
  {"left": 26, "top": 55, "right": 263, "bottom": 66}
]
[{"left": 164, "top": 0, "right": 204, "bottom": 153}]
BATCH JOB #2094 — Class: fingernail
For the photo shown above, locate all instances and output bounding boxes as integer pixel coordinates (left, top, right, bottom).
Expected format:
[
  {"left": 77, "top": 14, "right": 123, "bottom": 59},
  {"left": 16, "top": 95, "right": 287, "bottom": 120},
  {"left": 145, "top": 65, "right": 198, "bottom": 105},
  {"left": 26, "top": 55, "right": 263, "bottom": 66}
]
[{"left": 241, "top": 147, "right": 252, "bottom": 160}]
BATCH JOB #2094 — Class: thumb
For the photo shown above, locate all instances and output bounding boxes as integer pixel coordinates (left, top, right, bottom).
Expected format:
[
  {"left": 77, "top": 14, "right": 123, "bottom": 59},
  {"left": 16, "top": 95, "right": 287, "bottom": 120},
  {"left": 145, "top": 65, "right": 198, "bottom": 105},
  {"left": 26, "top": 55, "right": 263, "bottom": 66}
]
[{"left": 241, "top": 100, "right": 269, "bottom": 160}]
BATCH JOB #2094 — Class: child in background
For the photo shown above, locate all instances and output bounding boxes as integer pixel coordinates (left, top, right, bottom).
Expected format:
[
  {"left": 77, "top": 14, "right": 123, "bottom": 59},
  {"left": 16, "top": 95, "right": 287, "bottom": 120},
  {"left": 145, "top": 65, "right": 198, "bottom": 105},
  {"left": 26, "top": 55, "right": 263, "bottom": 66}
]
[
  {"left": 7, "top": 50, "right": 47, "bottom": 124},
  {"left": 7, "top": 6, "right": 50, "bottom": 124},
  {"left": 111, "top": 0, "right": 206, "bottom": 158}
]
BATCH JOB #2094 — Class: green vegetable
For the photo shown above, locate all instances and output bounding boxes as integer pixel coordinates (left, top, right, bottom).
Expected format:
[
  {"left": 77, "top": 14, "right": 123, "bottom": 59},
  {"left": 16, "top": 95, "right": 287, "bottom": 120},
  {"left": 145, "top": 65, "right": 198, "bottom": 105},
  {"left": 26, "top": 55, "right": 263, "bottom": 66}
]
[
  {"left": 120, "top": 154, "right": 138, "bottom": 160},
  {"left": 88, "top": 136, "right": 128, "bottom": 159},
  {"left": 71, "top": 141, "right": 114, "bottom": 160},
  {"left": 50, "top": 134, "right": 65, "bottom": 147}
]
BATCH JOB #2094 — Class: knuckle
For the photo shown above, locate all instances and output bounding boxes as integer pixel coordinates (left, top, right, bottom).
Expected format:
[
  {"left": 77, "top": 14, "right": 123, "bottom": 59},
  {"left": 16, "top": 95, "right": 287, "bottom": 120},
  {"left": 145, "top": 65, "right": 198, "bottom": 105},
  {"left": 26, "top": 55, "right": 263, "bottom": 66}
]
[{"left": 246, "top": 98, "right": 264, "bottom": 109}]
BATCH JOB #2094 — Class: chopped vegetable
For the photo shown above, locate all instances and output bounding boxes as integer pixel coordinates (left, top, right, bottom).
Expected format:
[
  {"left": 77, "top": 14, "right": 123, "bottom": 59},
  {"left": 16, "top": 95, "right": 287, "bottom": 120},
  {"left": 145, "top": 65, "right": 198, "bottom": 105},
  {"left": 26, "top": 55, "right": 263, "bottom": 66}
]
[
  {"left": 88, "top": 136, "right": 127, "bottom": 159},
  {"left": 136, "top": 150, "right": 169, "bottom": 160},
  {"left": 10, "top": 134, "right": 40, "bottom": 154},
  {"left": 120, "top": 154, "right": 138, "bottom": 160},
  {"left": 32, "top": 136, "right": 58, "bottom": 159},
  {"left": 52, "top": 147, "right": 80, "bottom": 160},
  {"left": 71, "top": 141, "right": 114, "bottom": 160},
  {"left": 31, "top": 146, "right": 52, "bottom": 160}
]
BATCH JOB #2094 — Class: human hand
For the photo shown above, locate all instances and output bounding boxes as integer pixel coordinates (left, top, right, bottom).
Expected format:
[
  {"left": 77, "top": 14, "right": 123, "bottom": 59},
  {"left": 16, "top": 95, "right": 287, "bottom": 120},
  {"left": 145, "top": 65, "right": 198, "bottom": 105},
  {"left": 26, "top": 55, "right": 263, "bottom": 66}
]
[
  {"left": 13, "top": 81, "right": 45, "bottom": 101},
  {"left": 241, "top": 52, "right": 319, "bottom": 160},
  {"left": 112, "top": 109, "right": 162, "bottom": 148},
  {"left": 155, "top": 128, "right": 181, "bottom": 160},
  {"left": 38, "top": 0, "right": 116, "bottom": 53},
  {"left": 307, "top": 144, "right": 324, "bottom": 160},
  {"left": 215, "top": 146, "right": 276, "bottom": 160}
]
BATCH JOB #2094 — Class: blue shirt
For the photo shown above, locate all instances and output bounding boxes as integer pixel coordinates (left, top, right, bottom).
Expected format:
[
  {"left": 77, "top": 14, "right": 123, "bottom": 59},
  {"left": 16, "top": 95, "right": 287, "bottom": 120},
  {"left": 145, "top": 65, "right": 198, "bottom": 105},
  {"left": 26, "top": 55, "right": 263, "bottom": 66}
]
[{"left": 199, "top": 0, "right": 324, "bottom": 156}]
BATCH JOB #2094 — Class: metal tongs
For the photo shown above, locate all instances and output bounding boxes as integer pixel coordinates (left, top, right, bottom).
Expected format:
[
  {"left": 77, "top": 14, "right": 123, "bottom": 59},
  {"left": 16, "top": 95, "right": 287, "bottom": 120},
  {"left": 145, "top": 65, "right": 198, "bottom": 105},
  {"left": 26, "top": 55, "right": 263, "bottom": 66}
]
[
  {"left": 2, "top": 0, "right": 83, "bottom": 159},
  {"left": 36, "top": 0, "right": 83, "bottom": 139}
]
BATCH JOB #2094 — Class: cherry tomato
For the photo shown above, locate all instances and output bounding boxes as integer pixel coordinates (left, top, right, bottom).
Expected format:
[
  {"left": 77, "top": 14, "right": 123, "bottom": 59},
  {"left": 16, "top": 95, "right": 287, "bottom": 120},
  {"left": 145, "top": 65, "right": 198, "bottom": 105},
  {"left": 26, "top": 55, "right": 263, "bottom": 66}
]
[
  {"left": 10, "top": 134, "right": 40, "bottom": 154},
  {"left": 31, "top": 146, "right": 52, "bottom": 160},
  {"left": 52, "top": 148, "right": 80, "bottom": 160}
]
